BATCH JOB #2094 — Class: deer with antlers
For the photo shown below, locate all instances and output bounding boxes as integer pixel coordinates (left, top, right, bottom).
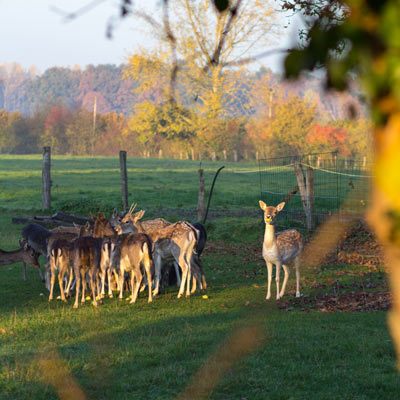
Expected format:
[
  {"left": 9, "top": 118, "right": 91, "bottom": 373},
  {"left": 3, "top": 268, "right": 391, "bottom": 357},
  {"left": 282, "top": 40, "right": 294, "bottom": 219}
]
[
  {"left": 259, "top": 200, "right": 303, "bottom": 300},
  {"left": 115, "top": 205, "right": 201, "bottom": 298}
]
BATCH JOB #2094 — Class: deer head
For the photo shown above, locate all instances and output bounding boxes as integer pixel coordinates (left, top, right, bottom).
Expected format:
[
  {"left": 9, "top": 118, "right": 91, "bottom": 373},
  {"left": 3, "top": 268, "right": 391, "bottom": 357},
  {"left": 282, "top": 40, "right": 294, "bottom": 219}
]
[{"left": 259, "top": 200, "right": 285, "bottom": 225}]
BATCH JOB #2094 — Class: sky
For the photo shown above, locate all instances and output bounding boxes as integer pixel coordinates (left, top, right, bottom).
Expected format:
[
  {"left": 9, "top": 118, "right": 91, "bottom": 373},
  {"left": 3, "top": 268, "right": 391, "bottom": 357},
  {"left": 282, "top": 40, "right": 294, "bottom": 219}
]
[{"left": 0, "top": 0, "right": 298, "bottom": 74}]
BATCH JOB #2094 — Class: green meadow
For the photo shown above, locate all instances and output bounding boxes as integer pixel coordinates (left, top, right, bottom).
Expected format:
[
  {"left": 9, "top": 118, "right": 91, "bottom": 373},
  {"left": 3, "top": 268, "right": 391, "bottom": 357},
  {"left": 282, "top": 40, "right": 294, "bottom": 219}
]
[{"left": 0, "top": 155, "right": 397, "bottom": 400}]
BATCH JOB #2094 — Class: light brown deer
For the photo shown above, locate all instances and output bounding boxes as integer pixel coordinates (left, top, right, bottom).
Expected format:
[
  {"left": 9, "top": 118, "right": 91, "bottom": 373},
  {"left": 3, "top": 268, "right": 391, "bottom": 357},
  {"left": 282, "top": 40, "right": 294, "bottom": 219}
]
[
  {"left": 259, "top": 200, "right": 303, "bottom": 300},
  {"left": 110, "top": 233, "right": 154, "bottom": 304},
  {"left": 48, "top": 238, "right": 74, "bottom": 302},
  {"left": 116, "top": 210, "right": 200, "bottom": 298}
]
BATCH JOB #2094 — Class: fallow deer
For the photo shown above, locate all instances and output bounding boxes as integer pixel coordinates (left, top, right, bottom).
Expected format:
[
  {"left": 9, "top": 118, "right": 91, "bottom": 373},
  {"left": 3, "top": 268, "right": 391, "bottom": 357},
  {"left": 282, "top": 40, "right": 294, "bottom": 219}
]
[
  {"left": 117, "top": 207, "right": 207, "bottom": 293},
  {"left": 72, "top": 236, "right": 102, "bottom": 308},
  {"left": 48, "top": 238, "right": 74, "bottom": 302},
  {"left": 106, "top": 233, "right": 154, "bottom": 303},
  {"left": 259, "top": 200, "right": 303, "bottom": 300},
  {"left": 0, "top": 241, "right": 40, "bottom": 279},
  {"left": 116, "top": 210, "right": 200, "bottom": 298}
]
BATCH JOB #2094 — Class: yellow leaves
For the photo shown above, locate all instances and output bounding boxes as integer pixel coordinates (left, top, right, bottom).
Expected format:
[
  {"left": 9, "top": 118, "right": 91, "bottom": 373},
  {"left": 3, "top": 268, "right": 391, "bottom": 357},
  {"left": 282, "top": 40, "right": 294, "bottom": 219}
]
[{"left": 375, "top": 113, "right": 400, "bottom": 210}]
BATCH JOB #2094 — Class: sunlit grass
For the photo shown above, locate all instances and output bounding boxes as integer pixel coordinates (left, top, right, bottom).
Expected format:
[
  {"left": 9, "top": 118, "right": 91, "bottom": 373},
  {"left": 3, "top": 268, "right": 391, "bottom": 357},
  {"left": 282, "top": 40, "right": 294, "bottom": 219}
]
[{"left": 0, "top": 155, "right": 397, "bottom": 399}]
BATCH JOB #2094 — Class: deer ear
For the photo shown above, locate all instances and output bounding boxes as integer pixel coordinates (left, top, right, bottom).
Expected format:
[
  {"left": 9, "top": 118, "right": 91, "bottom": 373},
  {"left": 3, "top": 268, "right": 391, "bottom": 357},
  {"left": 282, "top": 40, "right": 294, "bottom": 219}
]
[
  {"left": 276, "top": 202, "right": 286, "bottom": 212},
  {"left": 133, "top": 210, "right": 145, "bottom": 223},
  {"left": 259, "top": 200, "right": 267, "bottom": 211}
]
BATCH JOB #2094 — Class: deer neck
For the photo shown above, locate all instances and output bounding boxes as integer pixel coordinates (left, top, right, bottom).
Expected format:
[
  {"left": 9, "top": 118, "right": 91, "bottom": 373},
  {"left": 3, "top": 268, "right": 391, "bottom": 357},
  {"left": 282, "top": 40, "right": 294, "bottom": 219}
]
[{"left": 263, "top": 223, "right": 276, "bottom": 248}]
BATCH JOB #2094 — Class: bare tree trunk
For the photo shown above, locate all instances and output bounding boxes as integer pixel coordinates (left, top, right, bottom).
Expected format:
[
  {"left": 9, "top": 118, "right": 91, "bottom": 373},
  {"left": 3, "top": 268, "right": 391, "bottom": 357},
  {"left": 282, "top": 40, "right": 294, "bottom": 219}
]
[
  {"left": 294, "top": 163, "right": 314, "bottom": 232},
  {"left": 42, "top": 146, "right": 51, "bottom": 210},
  {"left": 256, "top": 151, "right": 259, "bottom": 161},
  {"left": 233, "top": 150, "right": 238, "bottom": 162},
  {"left": 223, "top": 149, "right": 227, "bottom": 160},
  {"left": 211, "top": 151, "right": 216, "bottom": 161},
  {"left": 119, "top": 150, "right": 128, "bottom": 211},
  {"left": 191, "top": 148, "right": 195, "bottom": 160},
  {"left": 158, "top": 149, "right": 163, "bottom": 159},
  {"left": 197, "top": 168, "right": 205, "bottom": 222}
]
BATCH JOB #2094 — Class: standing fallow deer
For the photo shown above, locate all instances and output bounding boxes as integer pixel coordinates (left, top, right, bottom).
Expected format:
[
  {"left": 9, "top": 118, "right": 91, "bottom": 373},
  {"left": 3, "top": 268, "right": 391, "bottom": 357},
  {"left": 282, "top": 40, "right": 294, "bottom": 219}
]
[
  {"left": 72, "top": 236, "right": 102, "bottom": 308},
  {"left": 116, "top": 210, "right": 200, "bottom": 298},
  {"left": 48, "top": 238, "right": 74, "bottom": 302},
  {"left": 116, "top": 207, "right": 207, "bottom": 292},
  {"left": 106, "top": 233, "right": 154, "bottom": 304},
  {"left": 259, "top": 200, "right": 303, "bottom": 300}
]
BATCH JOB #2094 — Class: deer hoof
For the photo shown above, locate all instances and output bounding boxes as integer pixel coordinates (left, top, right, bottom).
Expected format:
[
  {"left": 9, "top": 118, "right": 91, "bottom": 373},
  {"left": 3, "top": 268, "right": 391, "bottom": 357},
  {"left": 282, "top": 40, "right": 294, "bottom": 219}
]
[
  {"left": 73, "top": 304, "right": 78, "bottom": 309},
  {"left": 109, "top": 294, "right": 113, "bottom": 299},
  {"left": 296, "top": 292, "right": 301, "bottom": 298},
  {"left": 177, "top": 293, "right": 183, "bottom": 299},
  {"left": 266, "top": 294, "right": 271, "bottom": 300}
]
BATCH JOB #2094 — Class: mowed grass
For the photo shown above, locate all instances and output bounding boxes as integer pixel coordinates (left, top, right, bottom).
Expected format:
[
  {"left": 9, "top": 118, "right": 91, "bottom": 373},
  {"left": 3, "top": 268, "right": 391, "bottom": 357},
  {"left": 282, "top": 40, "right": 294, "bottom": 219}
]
[{"left": 0, "top": 155, "right": 399, "bottom": 400}]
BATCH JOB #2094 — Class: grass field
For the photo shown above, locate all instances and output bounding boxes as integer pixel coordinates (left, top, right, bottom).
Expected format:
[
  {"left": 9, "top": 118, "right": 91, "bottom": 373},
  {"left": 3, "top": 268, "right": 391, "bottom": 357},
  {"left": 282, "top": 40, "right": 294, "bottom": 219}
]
[{"left": 0, "top": 155, "right": 398, "bottom": 399}]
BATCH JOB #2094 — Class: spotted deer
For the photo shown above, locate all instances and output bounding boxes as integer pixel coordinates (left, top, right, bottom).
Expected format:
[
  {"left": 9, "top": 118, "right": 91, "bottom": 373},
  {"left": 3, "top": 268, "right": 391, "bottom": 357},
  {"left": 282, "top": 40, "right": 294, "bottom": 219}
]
[
  {"left": 115, "top": 210, "right": 201, "bottom": 298},
  {"left": 259, "top": 200, "right": 302, "bottom": 300}
]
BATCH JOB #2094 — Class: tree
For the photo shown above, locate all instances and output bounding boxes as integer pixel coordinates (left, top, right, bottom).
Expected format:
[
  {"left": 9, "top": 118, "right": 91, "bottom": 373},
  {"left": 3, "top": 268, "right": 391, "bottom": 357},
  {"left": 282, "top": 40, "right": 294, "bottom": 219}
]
[{"left": 124, "top": 0, "right": 276, "bottom": 155}]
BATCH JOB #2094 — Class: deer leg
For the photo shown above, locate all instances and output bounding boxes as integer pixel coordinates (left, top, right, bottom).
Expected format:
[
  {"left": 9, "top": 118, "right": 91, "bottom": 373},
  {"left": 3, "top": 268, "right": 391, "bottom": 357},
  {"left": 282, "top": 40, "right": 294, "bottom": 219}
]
[
  {"left": 130, "top": 269, "right": 142, "bottom": 304},
  {"left": 65, "top": 268, "right": 74, "bottom": 297},
  {"left": 144, "top": 256, "right": 153, "bottom": 304},
  {"left": 152, "top": 254, "right": 162, "bottom": 296},
  {"left": 107, "top": 268, "right": 113, "bottom": 298},
  {"left": 73, "top": 269, "right": 80, "bottom": 309},
  {"left": 266, "top": 262, "right": 273, "bottom": 300},
  {"left": 173, "top": 261, "right": 181, "bottom": 287},
  {"left": 49, "top": 268, "right": 56, "bottom": 301},
  {"left": 275, "top": 262, "right": 281, "bottom": 300},
  {"left": 118, "top": 269, "right": 125, "bottom": 300},
  {"left": 100, "top": 269, "right": 106, "bottom": 299},
  {"left": 280, "top": 265, "right": 290, "bottom": 298},
  {"left": 58, "top": 269, "right": 67, "bottom": 302},
  {"left": 177, "top": 258, "right": 188, "bottom": 299},
  {"left": 90, "top": 269, "right": 98, "bottom": 307},
  {"left": 295, "top": 257, "right": 301, "bottom": 297},
  {"left": 22, "top": 262, "right": 27, "bottom": 281},
  {"left": 191, "top": 275, "right": 197, "bottom": 294},
  {"left": 81, "top": 269, "right": 86, "bottom": 304},
  {"left": 186, "top": 266, "right": 191, "bottom": 297}
]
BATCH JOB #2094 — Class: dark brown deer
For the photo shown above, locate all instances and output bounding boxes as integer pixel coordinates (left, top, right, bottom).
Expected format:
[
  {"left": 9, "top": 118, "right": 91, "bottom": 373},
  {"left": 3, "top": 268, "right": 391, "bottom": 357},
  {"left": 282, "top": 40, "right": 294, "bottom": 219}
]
[{"left": 72, "top": 236, "right": 102, "bottom": 308}]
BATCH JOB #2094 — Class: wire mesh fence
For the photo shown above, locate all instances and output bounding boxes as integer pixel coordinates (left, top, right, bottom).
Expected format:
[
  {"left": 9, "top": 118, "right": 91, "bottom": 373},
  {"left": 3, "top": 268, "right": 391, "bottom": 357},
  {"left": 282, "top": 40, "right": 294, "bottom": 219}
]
[{"left": 258, "top": 152, "right": 372, "bottom": 237}]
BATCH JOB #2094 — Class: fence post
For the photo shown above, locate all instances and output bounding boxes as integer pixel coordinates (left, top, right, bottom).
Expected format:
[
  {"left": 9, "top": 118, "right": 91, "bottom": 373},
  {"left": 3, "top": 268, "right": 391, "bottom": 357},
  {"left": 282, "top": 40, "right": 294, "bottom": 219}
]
[
  {"left": 42, "top": 146, "right": 51, "bottom": 210},
  {"left": 119, "top": 150, "right": 128, "bottom": 211},
  {"left": 197, "top": 168, "right": 205, "bottom": 222},
  {"left": 294, "top": 163, "right": 314, "bottom": 232}
]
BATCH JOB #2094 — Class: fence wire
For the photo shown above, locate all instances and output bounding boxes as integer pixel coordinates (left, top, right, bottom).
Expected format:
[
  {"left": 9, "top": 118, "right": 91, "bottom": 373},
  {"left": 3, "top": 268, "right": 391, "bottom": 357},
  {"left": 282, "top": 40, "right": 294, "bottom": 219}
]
[{"left": 258, "top": 152, "right": 374, "bottom": 262}]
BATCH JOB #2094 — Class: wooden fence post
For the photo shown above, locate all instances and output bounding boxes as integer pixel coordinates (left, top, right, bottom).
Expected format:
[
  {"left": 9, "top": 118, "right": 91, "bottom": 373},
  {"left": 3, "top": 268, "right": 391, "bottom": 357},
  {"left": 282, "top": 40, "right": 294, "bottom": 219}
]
[
  {"left": 293, "top": 163, "right": 314, "bottom": 232},
  {"left": 119, "top": 150, "right": 128, "bottom": 211},
  {"left": 197, "top": 168, "right": 205, "bottom": 222},
  {"left": 42, "top": 146, "right": 51, "bottom": 210}
]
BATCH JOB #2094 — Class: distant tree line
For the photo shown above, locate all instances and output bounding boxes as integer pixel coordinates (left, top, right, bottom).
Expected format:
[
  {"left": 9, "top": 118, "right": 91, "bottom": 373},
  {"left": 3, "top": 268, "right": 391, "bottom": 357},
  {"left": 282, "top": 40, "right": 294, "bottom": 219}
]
[{"left": 0, "top": 61, "right": 371, "bottom": 159}]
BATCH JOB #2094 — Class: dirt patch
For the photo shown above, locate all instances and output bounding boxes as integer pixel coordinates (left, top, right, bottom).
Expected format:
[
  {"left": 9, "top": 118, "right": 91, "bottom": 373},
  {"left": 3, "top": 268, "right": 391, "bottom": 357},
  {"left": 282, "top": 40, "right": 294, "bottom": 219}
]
[
  {"left": 322, "top": 219, "right": 383, "bottom": 267},
  {"left": 279, "top": 290, "right": 391, "bottom": 312}
]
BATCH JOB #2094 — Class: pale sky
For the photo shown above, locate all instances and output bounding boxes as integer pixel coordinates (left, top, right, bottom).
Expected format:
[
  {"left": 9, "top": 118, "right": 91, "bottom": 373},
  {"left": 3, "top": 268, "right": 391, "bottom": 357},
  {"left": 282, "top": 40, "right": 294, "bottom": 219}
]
[{"left": 0, "top": 0, "right": 298, "bottom": 73}]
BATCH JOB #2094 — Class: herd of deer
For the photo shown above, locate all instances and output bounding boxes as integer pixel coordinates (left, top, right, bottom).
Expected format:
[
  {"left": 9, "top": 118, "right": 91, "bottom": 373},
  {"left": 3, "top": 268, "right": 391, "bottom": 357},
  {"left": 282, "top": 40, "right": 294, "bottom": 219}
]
[{"left": 0, "top": 201, "right": 303, "bottom": 307}]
